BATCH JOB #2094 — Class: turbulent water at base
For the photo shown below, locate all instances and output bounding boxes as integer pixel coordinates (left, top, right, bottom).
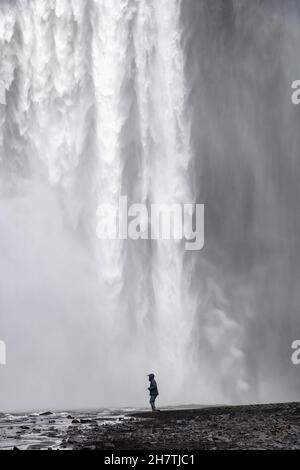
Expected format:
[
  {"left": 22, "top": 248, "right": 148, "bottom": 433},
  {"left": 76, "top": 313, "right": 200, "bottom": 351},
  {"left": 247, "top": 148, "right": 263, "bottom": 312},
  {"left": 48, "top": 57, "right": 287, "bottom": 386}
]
[{"left": 0, "top": 0, "right": 300, "bottom": 412}]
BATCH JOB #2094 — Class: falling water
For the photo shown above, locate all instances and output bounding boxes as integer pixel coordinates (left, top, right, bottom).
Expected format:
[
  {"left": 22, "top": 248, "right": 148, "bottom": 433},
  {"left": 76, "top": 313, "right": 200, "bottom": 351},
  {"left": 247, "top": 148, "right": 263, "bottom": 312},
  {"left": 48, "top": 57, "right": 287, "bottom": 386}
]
[{"left": 0, "top": 0, "right": 300, "bottom": 411}]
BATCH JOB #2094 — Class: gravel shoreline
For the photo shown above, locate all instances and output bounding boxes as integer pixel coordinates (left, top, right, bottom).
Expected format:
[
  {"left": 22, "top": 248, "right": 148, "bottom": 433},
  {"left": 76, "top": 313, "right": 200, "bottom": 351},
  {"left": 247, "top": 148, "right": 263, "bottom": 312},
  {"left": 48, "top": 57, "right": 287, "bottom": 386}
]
[
  {"left": 1, "top": 402, "right": 299, "bottom": 450},
  {"left": 80, "top": 402, "right": 300, "bottom": 450}
]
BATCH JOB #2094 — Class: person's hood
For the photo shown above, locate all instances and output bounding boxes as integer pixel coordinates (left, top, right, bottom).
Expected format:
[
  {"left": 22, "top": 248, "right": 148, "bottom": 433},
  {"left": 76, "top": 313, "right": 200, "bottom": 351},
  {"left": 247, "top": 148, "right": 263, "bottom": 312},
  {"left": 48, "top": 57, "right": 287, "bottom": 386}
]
[{"left": 148, "top": 373, "right": 155, "bottom": 380}]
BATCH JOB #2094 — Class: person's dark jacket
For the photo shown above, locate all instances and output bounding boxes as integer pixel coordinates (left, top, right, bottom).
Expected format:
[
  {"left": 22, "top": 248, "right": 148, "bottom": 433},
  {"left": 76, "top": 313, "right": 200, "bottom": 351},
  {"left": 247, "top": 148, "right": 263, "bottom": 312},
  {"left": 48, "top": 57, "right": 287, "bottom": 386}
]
[{"left": 148, "top": 375, "right": 159, "bottom": 396}]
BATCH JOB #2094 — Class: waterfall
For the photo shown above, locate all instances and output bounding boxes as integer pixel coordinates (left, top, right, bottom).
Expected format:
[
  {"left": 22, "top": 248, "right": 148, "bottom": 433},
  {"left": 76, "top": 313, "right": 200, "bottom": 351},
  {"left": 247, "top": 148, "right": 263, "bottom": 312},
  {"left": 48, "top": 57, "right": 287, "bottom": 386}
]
[
  {"left": 1, "top": 0, "right": 300, "bottom": 411},
  {"left": 0, "top": 0, "right": 201, "bottom": 409},
  {"left": 134, "top": 0, "right": 198, "bottom": 395}
]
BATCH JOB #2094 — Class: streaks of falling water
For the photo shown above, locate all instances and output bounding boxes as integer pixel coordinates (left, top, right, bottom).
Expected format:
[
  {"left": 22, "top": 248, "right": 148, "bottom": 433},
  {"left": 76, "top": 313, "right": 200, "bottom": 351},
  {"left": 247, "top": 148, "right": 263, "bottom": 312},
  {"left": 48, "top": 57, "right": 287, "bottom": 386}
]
[
  {"left": 91, "top": 1, "right": 134, "bottom": 329},
  {"left": 134, "top": 0, "right": 197, "bottom": 397},
  {"left": 0, "top": 0, "right": 249, "bottom": 410}
]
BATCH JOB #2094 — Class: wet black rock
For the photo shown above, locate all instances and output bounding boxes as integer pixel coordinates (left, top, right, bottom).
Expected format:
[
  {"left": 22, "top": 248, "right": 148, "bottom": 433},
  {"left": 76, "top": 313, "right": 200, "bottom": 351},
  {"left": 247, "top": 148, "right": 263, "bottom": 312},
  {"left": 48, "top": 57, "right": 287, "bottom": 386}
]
[{"left": 103, "top": 443, "right": 115, "bottom": 449}]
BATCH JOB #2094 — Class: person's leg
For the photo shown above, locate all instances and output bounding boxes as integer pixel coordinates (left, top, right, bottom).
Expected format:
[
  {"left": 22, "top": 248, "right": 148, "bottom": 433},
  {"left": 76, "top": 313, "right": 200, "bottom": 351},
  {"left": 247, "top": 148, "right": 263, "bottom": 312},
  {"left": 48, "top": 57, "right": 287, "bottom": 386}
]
[
  {"left": 153, "top": 395, "right": 156, "bottom": 411},
  {"left": 150, "top": 395, "right": 156, "bottom": 411}
]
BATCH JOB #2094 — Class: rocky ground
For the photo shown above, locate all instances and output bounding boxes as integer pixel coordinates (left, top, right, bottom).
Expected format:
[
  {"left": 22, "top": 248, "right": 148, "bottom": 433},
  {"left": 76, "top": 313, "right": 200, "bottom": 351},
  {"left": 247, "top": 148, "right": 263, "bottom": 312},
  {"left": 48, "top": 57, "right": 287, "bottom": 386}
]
[{"left": 0, "top": 402, "right": 299, "bottom": 450}]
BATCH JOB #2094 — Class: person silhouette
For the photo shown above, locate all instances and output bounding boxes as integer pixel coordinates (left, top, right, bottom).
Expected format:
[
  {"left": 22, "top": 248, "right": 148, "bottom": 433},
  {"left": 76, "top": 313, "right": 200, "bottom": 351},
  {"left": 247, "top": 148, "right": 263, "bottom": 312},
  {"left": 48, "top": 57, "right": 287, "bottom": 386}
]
[{"left": 147, "top": 373, "right": 159, "bottom": 411}]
